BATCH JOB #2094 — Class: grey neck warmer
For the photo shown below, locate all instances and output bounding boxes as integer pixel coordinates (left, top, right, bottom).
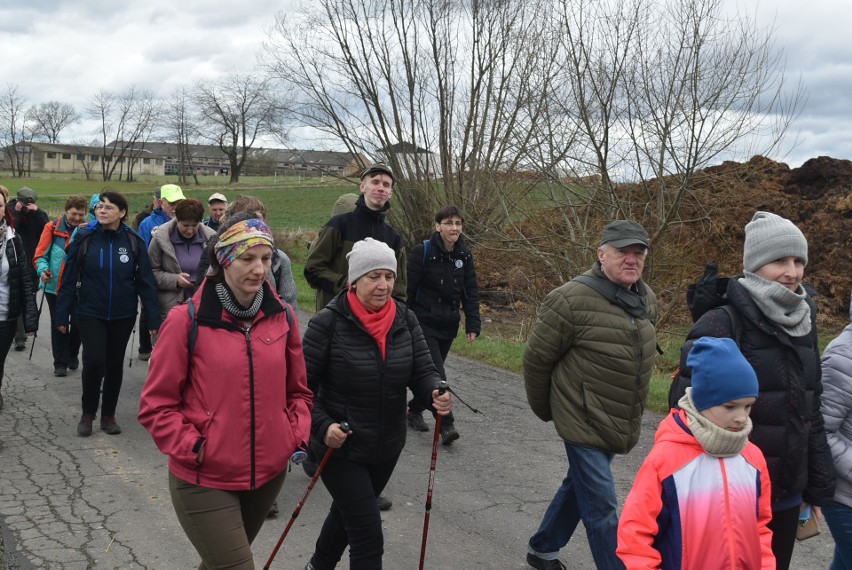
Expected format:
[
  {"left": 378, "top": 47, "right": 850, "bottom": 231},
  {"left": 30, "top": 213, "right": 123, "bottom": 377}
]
[
  {"left": 738, "top": 272, "right": 811, "bottom": 337},
  {"left": 215, "top": 281, "right": 263, "bottom": 320},
  {"left": 679, "top": 390, "right": 752, "bottom": 458}
]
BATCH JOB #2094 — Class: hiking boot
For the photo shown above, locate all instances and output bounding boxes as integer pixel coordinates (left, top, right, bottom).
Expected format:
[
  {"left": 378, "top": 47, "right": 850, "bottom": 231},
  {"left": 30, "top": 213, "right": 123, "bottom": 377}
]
[
  {"left": 68, "top": 357, "right": 80, "bottom": 371},
  {"left": 267, "top": 500, "right": 279, "bottom": 518},
  {"left": 377, "top": 495, "right": 393, "bottom": 511},
  {"left": 14, "top": 340, "right": 26, "bottom": 351},
  {"left": 138, "top": 351, "right": 151, "bottom": 362},
  {"left": 441, "top": 425, "right": 460, "bottom": 445},
  {"left": 77, "top": 413, "right": 95, "bottom": 437},
  {"left": 100, "top": 416, "right": 122, "bottom": 435},
  {"left": 526, "top": 553, "right": 567, "bottom": 570},
  {"left": 54, "top": 366, "right": 68, "bottom": 377},
  {"left": 407, "top": 410, "right": 429, "bottom": 432}
]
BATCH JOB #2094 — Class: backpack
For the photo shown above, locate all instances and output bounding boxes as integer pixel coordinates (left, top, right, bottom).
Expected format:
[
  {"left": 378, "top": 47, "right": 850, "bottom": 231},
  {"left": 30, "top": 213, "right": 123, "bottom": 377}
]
[{"left": 667, "top": 262, "right": 743, "bottom": 409}]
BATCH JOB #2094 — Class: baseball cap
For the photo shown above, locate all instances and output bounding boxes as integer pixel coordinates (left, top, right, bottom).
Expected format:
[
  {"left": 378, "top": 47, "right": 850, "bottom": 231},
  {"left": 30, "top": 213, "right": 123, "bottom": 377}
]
[
  {"left": 208, "top": 192, "right": 227, "bottom": 204},
  {"left": 600, "top": 220, "right": 650, "bottom": 249},
  {"left": 16, "top": 187, "right": 37, "bottom": 204},
  {"left": 159, "top": 184, "right": 186, "bottom": 203},
  {"left": 360, "top": 163, "right": 395, "bottom": 183}
]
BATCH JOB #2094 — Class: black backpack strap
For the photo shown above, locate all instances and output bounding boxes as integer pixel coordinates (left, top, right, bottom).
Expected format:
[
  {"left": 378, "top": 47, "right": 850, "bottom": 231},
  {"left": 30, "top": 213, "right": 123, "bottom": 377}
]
[
  {"left": 415, "top": 239, "right": 431, "bottom": 302},
  {"left": 720, "top": 304, "right": 743, "bottom": 346},
  {"left": 187, "top": 298, "right": 198, "bottom": 357}
]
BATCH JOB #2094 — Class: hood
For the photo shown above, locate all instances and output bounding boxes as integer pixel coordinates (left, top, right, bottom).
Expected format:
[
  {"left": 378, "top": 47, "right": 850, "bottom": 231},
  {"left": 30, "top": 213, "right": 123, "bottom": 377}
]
[{"left": 654, "top": 409, "right": 704, "bottom": 452}]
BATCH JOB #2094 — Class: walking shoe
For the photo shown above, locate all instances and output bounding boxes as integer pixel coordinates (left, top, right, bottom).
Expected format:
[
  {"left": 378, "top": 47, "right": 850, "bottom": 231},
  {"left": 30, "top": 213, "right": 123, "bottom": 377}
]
[
  {"left": 526, "top": 553, "right": 566, "bottom": 570},
  {"left": 377, "top": 495, "right": 393, "bottom": 511},
  {"left": 14, "top": 341, "right": 26, "bottom": 351},
  {"left": 100, "top": 416, "right": 122, "bottom": 435},
  {"left": 68, "top": 357, "right": 80, "bottom": 371},
  {"left": 407, "top": 410, "right": 429, "bottom": 432},
  {"left": 441, "top": 425, "right": 460, "bottom": 445},
  {"left": 267, "top": 500, "right": 279, "bottom": 518},
  {"left": 138, "top": 351, "right": 152, "bottom": 362},
  {"left": 77, "top": 413, "right": 95, "bottom": 437},
  {"left": 54, "top": 367, "right": 68, "bottom": 377}
]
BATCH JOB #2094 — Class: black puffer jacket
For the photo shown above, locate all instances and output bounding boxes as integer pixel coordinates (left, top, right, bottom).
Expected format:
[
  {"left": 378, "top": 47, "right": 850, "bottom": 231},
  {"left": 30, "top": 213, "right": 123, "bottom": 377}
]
[
  {"left": 1, "top": 229, "right": 39, "bottom": 331},
  {"left": 302, "top": 291, "right": 441, "bottom": 463},
  {"left": 673, "top": 277, "right": 835, "bottom": 506},
  {"left": 407, "top": 233, "right": 480, "bottom": 340}
]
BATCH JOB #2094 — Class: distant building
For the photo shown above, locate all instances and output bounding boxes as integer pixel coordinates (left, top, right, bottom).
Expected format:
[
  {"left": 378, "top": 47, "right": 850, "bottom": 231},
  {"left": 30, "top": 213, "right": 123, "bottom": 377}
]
[{"left": 2, "top": 142, "right": 165, "bottom": 176}]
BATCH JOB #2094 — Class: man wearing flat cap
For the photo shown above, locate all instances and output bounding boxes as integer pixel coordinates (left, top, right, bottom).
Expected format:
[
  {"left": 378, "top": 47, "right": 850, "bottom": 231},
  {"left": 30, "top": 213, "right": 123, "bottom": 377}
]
[
  {"left": 12, "top": 187, "right": 49, "bottom": 351},
  {"left": 523, "top": 220, "right": 658, "bottom": 570},
  {"left": 305, "top": 162, "right": 407, "bottom": 312}
]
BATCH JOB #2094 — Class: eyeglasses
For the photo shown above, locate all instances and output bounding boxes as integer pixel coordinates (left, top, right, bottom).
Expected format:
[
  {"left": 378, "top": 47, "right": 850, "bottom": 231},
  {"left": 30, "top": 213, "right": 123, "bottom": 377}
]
[
  {"left": 440, "top": 221, "right": 463, "bottom": 227},
  {"left": 95, "top": 203, "right": 119, "bottom": 212}
]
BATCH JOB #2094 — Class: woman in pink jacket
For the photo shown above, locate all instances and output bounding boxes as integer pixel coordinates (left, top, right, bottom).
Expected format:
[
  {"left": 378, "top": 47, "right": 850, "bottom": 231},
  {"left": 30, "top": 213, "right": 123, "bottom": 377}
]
[{"left": 139, "top": 213, "right": 312, "bottom": 569}]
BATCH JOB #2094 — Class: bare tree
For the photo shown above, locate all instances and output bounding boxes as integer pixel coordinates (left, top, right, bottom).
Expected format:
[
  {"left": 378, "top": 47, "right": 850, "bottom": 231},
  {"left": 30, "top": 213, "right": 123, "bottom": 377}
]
[
  {"left": 29, "top": 101, "right": 80, "bottom": 143},
  {"left": 193, "top": 73, "right": 285, "bottom": 184},
  {"left": 87, "top": 87, "right": 159, "bottom": 182},
  {"left": 0, "top": 84, "right": 36, "bottom": 177},
  {"left": 264, "top": 0, "right": 555, "bottom": 243},
  {"left": 164, "top": 87, "right": 200, "bottom": 185}
]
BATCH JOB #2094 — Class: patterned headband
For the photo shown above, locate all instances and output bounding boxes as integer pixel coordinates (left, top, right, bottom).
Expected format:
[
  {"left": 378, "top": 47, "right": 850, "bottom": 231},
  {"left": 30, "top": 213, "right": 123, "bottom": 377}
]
[{"left": 214, "top": 218, "right": 274, "bottom": 268}]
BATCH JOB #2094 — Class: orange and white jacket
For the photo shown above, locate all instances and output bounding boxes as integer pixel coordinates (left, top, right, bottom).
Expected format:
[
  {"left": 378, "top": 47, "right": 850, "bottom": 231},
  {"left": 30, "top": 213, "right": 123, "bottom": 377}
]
[{"left": 617, "top": 409, "right": 774, "bottom": 570}]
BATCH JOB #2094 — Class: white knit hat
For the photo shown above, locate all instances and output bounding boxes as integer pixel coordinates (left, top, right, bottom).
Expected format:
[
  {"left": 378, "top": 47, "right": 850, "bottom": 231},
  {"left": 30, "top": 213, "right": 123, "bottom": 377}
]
[
  {"left": 742, "top": 211, "right": 808, "bottom": 273},
  {"left": 347, "top": 238, "right": 397, "bottom": 284}
]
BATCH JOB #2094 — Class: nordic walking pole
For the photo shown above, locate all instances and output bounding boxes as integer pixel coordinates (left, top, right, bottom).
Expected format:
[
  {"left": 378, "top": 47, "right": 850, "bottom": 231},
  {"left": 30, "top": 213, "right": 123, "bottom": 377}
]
[
  {"left": 28, "top": 289, "right": 47, "bottom": 361},
  {"left": 419, "top": 381, "right": 449, "bottom": 570},
  {"left": 263, "top": 421, "right": 351, "bottom": 570}
]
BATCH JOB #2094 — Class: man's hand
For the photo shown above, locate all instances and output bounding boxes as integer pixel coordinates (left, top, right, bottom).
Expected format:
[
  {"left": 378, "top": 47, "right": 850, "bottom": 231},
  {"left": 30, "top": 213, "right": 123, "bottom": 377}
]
[{"left": 40, "top": 270, "right": 52, "bottom": 283}]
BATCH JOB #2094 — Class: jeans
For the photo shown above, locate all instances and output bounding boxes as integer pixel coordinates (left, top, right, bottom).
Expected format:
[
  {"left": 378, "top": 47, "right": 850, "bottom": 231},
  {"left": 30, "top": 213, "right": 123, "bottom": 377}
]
[
  {"left": 408, "top": 335, "right": 455, "bottom": 427},
  {"left": 310, "top": 452, "right": 400, "bottom": 570},
  {"left": 45, "top": 293, "right": 81, "bottom": 368},
  {"left": 169, "top": 469, "right": 286, "bottom": 570},
  {"left": 528, "top": 442, "right": 623, "bottom": 570},
  {"left": 76, "top": 315, "right": 135, "bottom": 417},
  {"left": 824, "top": 502, "right": 852, "bottom": 570}
]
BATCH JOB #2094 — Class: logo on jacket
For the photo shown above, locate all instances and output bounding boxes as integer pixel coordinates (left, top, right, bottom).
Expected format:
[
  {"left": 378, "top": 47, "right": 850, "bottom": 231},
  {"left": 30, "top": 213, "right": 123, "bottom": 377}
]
[
  {"left": 455, "top": 259, "right": 464, "bottom": 269},
  {"left": 118, "top": 247, "right": 130, "bottom": 264}
]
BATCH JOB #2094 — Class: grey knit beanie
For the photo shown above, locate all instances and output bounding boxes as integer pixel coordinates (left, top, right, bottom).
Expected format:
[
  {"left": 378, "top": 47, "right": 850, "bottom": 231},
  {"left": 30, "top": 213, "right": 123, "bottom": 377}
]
[
  {"left": 742, "top": 211, "right": 808, "bottom": 273},
  {"left": 347, "top": 238, "right": 397, "bottom": 284}
]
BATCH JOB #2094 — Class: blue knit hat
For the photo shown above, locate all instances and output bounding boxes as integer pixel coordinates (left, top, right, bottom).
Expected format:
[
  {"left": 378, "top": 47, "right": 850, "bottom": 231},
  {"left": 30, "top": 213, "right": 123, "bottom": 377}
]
[{"left": 687, "top": 337, "right": 759, "bottom": 411}]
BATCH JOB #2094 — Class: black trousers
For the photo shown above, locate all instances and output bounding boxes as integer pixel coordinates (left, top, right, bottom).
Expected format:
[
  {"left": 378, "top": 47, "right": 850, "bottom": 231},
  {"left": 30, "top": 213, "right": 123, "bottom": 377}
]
[
  {"left": 769, "top": 505, "right": 800, "bottom": 570},
  {"left": 45, "top": 293, "right": 81, "bottom": 369},
  {"left": 408, "top": 335, "right": 455, "bottom": 427},
  {"left": 15, "top": 274, "right": 38, "bottom": 345},
  {"left": 311, "top": 452, "right": 401, "bottom": 570},
  {"left": 0, "top": 319, "right": 17, "bottom": 387},
  {"left": 138, "top": 309, "right": 152, "bottom": 354},
  {"left": 76, "top": 315, "right": 135, "bottom": 417}
]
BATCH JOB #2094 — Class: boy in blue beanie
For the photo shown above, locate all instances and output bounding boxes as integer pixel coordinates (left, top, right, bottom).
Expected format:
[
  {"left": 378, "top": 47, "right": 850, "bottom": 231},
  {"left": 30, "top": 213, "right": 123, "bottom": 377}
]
[{"left": 617, "top": 337, "right": 775, "bottom": 569}]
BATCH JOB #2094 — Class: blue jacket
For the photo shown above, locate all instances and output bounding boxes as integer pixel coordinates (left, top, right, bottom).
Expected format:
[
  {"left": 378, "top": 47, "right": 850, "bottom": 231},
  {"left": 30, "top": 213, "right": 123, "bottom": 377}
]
[
  {"left": 55, "top": 221, "right": 161, "bottom": 328},
  {"left": 138, "top": 208, "right": 171, "bottom": 247}
]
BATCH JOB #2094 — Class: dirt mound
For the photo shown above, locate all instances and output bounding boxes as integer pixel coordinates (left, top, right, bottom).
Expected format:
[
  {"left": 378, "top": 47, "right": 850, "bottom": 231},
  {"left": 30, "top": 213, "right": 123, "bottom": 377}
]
[{"left": 476, "top": 155, "right": 852, "bottom": 329}]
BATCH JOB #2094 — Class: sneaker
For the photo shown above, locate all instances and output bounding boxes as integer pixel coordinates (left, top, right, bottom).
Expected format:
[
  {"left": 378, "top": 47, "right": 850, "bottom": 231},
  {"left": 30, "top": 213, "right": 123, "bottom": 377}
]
[
  {"left": 77, "top": 413, "right": 95, "bottom": 437},
  {"left": 14, "top": 341, "right": 26, "bottom": 351},
  {"left": 267, "top": 500, "right": 279, "bottom": 518},
  {"left": 407, "top": 410, "right": 429, "bottom": 432},
  {"left": 68, "top": 357, "right": 80, "bottom": 371},
  {"left": 100, "top": 416, "right": 122, "bottom": 435},
  {"left": 138, "top": 351, "right": 152, "bottom": 362},
  {"left": 54, "top": 367, "right": 68, "bottom": 377},
  {"left": 526, "top": 553, "right": 566, "bottom": 570},
  {"left": 377, "top": 495, "right": 393, "bottom": 511},
  {"left": 441, "top": 425, "right": 460, "bottom": 445}
]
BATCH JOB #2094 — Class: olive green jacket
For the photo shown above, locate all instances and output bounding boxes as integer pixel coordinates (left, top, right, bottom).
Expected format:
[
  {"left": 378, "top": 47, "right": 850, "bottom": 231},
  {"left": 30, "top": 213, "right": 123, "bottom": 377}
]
[{"left": 523, "top": 263, "right": 658, "bottom": 454}]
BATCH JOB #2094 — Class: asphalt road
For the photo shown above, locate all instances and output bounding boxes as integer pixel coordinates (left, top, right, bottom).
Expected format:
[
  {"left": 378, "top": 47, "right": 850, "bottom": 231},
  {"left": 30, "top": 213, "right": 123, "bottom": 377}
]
[{"left": 0, "top": 307, "right": 837, "bottom": 569}]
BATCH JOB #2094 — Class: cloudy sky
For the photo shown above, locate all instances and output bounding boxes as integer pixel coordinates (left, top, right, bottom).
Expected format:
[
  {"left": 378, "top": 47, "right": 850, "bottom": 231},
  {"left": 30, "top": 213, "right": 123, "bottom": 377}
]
[{"left": 1, "top": 0, "right": 849, "bottom": 168}]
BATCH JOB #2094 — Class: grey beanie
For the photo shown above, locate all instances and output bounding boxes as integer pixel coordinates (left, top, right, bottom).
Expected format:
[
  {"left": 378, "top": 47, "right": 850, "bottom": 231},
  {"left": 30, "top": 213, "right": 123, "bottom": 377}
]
[
  {"left": 742, "top": 211, "right": 808, "bottom": 273},
  {"left": 347, "top": 238, "right": 397, "bottom": 284}
]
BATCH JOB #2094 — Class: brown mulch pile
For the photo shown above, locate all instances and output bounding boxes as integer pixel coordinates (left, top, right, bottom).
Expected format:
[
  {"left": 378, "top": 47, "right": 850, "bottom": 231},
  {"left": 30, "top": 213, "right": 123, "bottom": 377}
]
[{"left": 475, "top": 155, "right": 852, "bottom": 330}]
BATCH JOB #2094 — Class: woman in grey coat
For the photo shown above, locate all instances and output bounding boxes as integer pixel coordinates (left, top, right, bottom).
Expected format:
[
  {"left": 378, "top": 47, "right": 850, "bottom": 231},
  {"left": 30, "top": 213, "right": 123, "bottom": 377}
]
[{"left": 820, "top": 292, "right": 852, "bottom": 569}]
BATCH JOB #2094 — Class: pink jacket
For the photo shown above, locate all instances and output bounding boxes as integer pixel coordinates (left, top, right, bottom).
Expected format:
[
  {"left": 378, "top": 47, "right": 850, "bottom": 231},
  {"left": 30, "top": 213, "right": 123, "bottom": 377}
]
[
  {"left": 138, "top": 282, "right": 312, "bottom": 491},
  {"left": 617, "top": 409, "right": 774, "bottom": 570}
]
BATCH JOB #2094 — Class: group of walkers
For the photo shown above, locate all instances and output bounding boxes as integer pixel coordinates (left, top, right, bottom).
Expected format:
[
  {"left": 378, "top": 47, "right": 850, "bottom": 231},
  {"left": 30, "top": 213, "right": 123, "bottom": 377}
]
[{"left": 2, "top": 164, "right": 852, "bottom": 570}]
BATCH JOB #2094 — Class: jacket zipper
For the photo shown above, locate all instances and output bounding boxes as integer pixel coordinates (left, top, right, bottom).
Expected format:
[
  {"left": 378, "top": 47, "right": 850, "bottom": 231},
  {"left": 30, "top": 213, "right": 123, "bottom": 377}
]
[
  {"left": 720, "top": 459, "right": 737, "bottom": 565},
  {"left": 106, "top": 236, "right": 112, "bottom": 320},
  {"left": 243, "top": 323, "right": 257, "bottom": 490}
]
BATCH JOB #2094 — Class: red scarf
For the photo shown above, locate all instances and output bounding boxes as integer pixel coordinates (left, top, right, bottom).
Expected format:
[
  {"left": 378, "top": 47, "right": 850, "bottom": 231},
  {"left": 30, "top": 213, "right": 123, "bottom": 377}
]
[{"left": 347, "top": 288, "right": 396, "bottom": 360}]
